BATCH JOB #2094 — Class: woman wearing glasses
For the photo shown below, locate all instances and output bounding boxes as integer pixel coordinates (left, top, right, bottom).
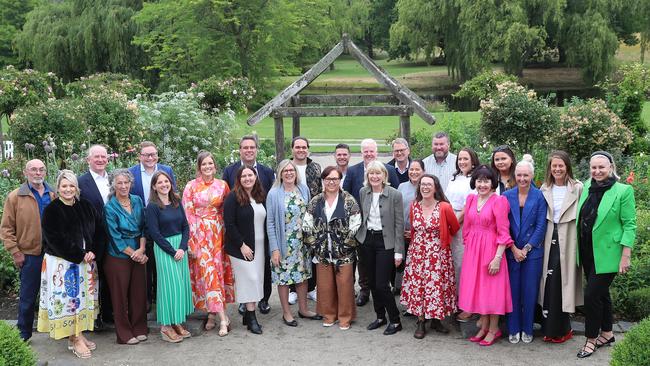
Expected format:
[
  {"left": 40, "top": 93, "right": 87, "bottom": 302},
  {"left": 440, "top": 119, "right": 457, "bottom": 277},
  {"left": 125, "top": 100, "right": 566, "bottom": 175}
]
[{"left": 303, "top": 166, "right": 361, "bottom": 330}]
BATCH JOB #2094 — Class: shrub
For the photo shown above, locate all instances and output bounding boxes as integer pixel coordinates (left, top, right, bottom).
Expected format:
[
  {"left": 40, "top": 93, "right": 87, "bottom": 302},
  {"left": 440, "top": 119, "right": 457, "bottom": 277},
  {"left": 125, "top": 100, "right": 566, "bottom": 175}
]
[
  {"left": 65, "top": 73, "right": 148, "bottom": 99},
  {"left": 135, "top": 91, "right": 237, "bottom": 186},
  {"left": 554, "top": 97, "right": 633, "bottom": 166},
  {"left": 0, "top": 249, "right": 19, "bottom": 295},
  {"left": 611, "top": 257, "right": 650, "bottom": 318},
  {"left": 191, "top": 76, "right": 256, "bottom": 114},
  {"left": 610, "top": 316, "right": 650, "bottom": 366},
  {"left": 621, "top": 153, "right": 650, "bottom": 210},
  {"left": 453, "top": 70, "right": 518, "bottom": 101},
  {"left": 0, "top": 321, "right": 36, "bottom": 366},
  {"left": 626, "top": 288, "right": 650, "bottom": 321},
  {"left": 0, "top": 66, "right": 59, "bottom": 116},
  {"left": 480, "top": 81, "right": 559, "bottom": 153}
]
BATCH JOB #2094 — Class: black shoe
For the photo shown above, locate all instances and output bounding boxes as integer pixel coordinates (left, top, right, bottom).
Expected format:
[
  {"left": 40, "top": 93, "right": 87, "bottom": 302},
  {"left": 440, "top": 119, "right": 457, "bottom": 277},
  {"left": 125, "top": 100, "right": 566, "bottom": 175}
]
[
  {"left": 367, "top": 318, "right": 388, "bottom": 331},
  {"left": 282, "top": 316, "right": 298, "bottom": 327},
  {"left": 356, "top": 292, "right": 369, "bottom": 306},
  {"left": 430, "top": 319, "right": 449, "bottom": 334},
  {"left": 577, "top": 340, "right": 596, "bottom": 358},
  {"left": 383, "top": 323, "right": 403, "bottom": 335},
  {"left": 595, "top": 335, "right": 615, "bottom": 348},
  {"left": 258, "top": 300, "right": 271, "bottom": 314},
  {"left": 402, "top": 310, "right": 415, "bottom": 317},
  {"left": 245, "top": 311, "right": 263, "bottom": 334},
  {"left": 238, "top": 303, "right": 246, "bottom": 315},
  {"left": 298, "top": 312, "right": 323, "bottom": 320},
  {"left": 94, "top": 318, "right": 105, "bottom": 331}
]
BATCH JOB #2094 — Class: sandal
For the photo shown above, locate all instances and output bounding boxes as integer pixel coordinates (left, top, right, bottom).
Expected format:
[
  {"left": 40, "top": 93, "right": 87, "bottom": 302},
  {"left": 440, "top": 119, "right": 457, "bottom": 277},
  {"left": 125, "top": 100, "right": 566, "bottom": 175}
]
[
  {"left": 595, "top": 334, "right": 615, "bottom": 348},
  {"left": 218, "top": 319, "right": 231, "bottom": 337},
  {"left": 172, "top": 324, "right": 192, "bottom": 338},
  {"left": 161, "top": 327, "right": 183, "bottom": 343},
  {"left": 71, "top": 339, "right": 92, "bottom": 359},
  {"left": 68, "top": 337, "right": 96, "bottom": 351},
  {"left": 205, "top": 314, "right": 217, "bottom": 331},
  {"left": 577, "top": 340, "right": 596, "bottom": 358}
]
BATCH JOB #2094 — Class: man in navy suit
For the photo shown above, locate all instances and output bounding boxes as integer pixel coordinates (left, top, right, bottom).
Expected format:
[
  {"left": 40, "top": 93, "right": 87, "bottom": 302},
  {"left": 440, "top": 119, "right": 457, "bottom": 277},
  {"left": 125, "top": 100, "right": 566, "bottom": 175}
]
[
  {"left": 342, "top": 138, "right": 400, "bottom": 306},
  {"left": 128, "top": 141, "right": 177, "bottom": 309},
  {"left": 77, "top": 144, "right": 112, "bottom": 329},
  {"left": 222, "top": 135, "right": 275, "bottom": 314}
]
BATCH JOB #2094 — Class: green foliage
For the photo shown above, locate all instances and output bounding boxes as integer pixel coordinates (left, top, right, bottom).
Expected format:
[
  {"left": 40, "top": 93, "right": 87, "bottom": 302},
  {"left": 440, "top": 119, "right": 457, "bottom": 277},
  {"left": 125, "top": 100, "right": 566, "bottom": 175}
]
[
  {"left": 0, "top": 321, "right": 36, "bottom": 366},
  {"left": 191, "top": 77, "right": 256, "bottom": 114},
  {"left": 0, "top": 66, "right": 58, "bottom": 116},
  {"left": 621, "top": 154, "right": 650, "bottom": 210},
  {"left": 626, "top": 288, "right": 650, "bottom": 321},
  {"left": 611, "top": 257, "right": 650, "bottom": 319},
  {"left": 480, "top": 81, "right": 559, "bottom": 153},
  {"left": 601, "top": 63, "right": 650, "bottom": 154},
  {"left": 134, "top": 91, "right": 237, "bottom": 186},
  {"left": 0, "top": 249, "right": 19, "bottom": 295},
  {"left": 0, "top": 0, "right": 39, "bottom": 66},
  {"left": 610, "top": 317, "right": 650, "bottom": 366},
  {"left": 15, "top": 0, "right": 145, "bottom": 82},
  {"left": 65, "top": 72, "right": 148, "bottom": 99},
  {"left": 454, "top": 70, "right": 518, "bottom": 101},
  {"left": 10, "top": 91, "right": 143, "bottom": 160},
  {"left": 554, "top": 97, "right": 634, "bottom": 165}
]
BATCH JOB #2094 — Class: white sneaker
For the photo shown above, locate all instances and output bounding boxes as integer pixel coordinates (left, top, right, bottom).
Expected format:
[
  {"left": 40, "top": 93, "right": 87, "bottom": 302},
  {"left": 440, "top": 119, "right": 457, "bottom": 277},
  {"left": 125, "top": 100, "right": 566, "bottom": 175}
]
[
  {"left": 307, "top": 289, "right": 317, "bottom": 301},
  {"left": 288, "top": 291, "right": 298, "bottom": 305},
  {"left": 521, "top": 333, "right": 533, "bottom": 343},
  {"left": 509, "top": 332, "right": 521, "bottom": 344}
]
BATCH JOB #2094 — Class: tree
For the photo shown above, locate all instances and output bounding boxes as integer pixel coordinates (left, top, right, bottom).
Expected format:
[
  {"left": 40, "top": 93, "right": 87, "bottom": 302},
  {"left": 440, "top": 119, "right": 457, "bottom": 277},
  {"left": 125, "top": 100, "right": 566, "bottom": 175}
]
[
  {"left": 15, "top": 0, "right": 145, "bottom": 82},
  {"left": 0, "top": 0, "right": 39, "bottom": 66}
]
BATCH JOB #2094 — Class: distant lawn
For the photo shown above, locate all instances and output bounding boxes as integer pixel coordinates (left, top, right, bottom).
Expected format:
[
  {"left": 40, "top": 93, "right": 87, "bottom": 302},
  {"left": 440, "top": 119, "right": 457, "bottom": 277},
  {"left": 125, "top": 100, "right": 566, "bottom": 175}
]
[{"left": 643, "top": 101, "right": 650, "bottom": 128}]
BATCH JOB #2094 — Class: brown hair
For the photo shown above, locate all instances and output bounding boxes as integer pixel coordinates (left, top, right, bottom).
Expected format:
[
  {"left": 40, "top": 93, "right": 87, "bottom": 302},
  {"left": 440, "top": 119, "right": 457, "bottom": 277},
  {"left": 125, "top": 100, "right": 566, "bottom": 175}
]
[
  {"left": 139, "top": 141, "right": 157, "bottom": 152},
  {"left": 544, "top": 150, "right": 577, "bottom": 187},
  {"left": 149, "top": 171, "right": 181, "bottom": 209},
  {"left": 415, "top": 174, "right": 449, "bottom": 203},
  {"left": 195, "top": 151, "right": 216, "bottom": 178},
  {"left": 491, "top": 145, "right": 516, "bottom": 189},
  {"left": 452, "top": 147, "right": 480, "bottom": 181},
  {"left": 320, "top": 165, "right": 343, "bottom": 180},
  {"left": 234, "top": 166, "right": 266, "bottom": 205}
]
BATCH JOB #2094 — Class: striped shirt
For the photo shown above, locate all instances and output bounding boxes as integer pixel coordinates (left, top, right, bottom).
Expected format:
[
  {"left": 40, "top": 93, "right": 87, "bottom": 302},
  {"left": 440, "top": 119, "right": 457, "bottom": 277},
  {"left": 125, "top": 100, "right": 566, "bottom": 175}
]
[{"left": 423, "top": 152, "right": 457, "bottom": 192}]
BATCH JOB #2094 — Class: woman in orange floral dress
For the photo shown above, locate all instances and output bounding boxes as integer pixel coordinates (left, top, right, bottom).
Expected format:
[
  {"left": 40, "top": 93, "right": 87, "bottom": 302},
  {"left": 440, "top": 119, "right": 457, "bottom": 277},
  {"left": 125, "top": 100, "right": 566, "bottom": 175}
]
[{"left": 183, "top": 151, "right": 234, "bottom": 336}]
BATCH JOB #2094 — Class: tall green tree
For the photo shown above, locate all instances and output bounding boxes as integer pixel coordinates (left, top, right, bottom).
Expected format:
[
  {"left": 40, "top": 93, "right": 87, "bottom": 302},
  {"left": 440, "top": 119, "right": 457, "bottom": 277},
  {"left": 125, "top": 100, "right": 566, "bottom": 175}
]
[
  {"left": 0, "top": 0, "right": 40, "bottom": 66},
  {"left": 15, "top": 0, "right": 144, "bottom": 82}
]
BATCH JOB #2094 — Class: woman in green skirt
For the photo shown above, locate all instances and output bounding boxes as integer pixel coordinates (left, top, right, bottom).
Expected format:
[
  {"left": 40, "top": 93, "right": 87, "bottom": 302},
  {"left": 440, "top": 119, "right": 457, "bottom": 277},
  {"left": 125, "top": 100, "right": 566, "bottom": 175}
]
[{"left": 146, "top": 171, "right": 194, "bottom": 343}]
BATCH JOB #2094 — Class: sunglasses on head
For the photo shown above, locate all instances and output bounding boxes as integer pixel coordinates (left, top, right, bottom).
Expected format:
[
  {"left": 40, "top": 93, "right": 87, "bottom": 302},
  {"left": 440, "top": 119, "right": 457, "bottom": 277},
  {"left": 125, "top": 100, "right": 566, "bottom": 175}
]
[{"left": 492, "top": 145, "right": 511, "bottom": 153}]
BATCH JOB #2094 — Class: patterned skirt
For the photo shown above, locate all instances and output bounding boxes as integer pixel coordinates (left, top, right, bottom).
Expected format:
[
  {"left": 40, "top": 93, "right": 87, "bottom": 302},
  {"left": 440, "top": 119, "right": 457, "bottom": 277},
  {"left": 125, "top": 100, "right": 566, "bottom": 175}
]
[{"left": 37, "top": 254, "right": 98, "bottom": 339}]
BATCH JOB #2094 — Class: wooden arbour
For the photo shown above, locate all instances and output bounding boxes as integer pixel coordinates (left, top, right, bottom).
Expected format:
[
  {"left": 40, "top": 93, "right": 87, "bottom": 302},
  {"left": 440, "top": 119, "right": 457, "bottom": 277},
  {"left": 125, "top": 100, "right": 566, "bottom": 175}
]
[{"left": 247, "top": 34, "right": 436, "bottom": 161}]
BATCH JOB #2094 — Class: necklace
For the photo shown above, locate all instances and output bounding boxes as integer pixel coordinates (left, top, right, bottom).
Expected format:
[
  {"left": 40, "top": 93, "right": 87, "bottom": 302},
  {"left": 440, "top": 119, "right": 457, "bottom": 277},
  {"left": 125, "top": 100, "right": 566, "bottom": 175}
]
[
  {"left": 118, "top": 198, "right": 131, "bottom": 208},
  {"left": 476, "top": 194, "right": 492, "bottom": 213}
]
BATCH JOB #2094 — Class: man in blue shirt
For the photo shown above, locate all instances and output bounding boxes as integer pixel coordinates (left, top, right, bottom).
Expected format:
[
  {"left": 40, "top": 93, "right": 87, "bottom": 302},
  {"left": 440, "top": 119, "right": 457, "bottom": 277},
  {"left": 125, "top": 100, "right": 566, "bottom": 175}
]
[{"left": 1, "top": 159, "right": 55, "bottom": 341}]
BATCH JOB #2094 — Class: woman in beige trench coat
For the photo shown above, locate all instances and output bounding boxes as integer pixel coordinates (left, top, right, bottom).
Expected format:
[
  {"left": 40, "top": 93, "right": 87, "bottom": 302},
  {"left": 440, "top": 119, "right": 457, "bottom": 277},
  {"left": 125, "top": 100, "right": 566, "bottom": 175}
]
[{"left": 539, "top": 151, "right": 583, "bottom": 343}]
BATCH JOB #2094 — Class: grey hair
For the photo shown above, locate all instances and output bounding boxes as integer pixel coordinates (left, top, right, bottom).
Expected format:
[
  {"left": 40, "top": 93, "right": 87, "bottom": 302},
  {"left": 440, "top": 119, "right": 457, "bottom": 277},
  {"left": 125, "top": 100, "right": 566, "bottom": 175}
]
[
  {"left": 86, "top": 144, "right": 107, "bottom": 159},
  {"left": 273, "top": 159, "right": 302, "bottom": 188},
  {"left": 56, "top": 169, "right": 80, "bottom": 200},
  {"left": 108, "top": 169, "right": 135, "bottom": 199},
  {"left": 363, "top": 160, "right": 390, "bottom": 187},
  {"left": 432, "top": 132, "right": 451, "bottom": 144},
  {"left": 391, "top": 137, "right": 409, "bottom": 150},
  {"left": 590, "top": 154, "right": 620, "bottom": 180},
  {"left": 360, "top": 138, "right": 378, "bottom": 150},
  {"left": 515, "top": 153, "right": 535, "bottom": 175}
]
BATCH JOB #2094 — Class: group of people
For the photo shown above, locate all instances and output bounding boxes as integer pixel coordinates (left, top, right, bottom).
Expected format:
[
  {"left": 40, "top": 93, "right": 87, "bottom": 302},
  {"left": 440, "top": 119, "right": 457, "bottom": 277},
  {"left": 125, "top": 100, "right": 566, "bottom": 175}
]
[{"left": 0, "top": 132, "right": 637, "bottom": 360}]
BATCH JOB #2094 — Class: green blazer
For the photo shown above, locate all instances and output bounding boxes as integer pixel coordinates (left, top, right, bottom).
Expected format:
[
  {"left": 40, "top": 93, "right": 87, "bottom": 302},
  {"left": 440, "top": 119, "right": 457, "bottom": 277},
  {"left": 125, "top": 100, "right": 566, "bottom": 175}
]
[{"left": 577, "top": 180, "right": 636, "bottom": 274}]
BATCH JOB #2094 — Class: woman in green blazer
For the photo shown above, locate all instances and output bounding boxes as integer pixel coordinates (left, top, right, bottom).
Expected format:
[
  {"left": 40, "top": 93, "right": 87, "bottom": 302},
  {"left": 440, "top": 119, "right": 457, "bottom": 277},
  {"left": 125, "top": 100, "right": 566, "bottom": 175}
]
[{"left": 575, "top": 151, "right": 636, "bottom": 359}]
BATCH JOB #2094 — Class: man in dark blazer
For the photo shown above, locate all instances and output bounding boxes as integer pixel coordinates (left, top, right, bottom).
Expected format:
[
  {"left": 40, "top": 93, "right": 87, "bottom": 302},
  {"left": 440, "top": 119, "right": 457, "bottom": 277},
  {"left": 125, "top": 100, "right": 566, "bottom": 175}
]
[
  {"left": 342, "top": 138, "right": 400, "bottom": 306},
  {"left": 222, "top": 135, "right": 275, "bottom": 314},
  {"left": 77, "top": 144, "right": 112, "bottom": 329},
  {"left": 128, "top": 141, "right": 177, "bottom": 309}
]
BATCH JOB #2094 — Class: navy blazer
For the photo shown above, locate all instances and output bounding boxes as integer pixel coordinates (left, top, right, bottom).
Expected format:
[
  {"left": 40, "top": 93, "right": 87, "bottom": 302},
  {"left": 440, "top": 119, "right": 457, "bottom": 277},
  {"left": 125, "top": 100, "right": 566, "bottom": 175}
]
[
  {"left": 342, "top": 161, "right": 401, "bottom": 203},
  {"left": 504, "top": 186, "right": 548, "bottom": 260},
  {"left": 128, "top": 164, "right": 177, "bottom": 203},
  {"left": 77, "top": 171, "right": 109, "bottom": 259},
  {"left": 222, "top": 161, "right": 275, "bottom": 193}
]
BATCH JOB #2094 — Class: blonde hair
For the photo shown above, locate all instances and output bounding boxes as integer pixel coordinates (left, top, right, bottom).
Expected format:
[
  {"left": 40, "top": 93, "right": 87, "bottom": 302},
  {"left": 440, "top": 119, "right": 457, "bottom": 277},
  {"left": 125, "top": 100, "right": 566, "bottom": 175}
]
[
  {"left": 56, "top": 169, "right": 80, "bottom": 200},
  {"left": 515, "top": 153, "right": 535, "bottom": 175},
  {"left": 273, "top": 159, "right": 302, "bottom": 187},
  {"left": 363, "top": 160, "right": 389, "bottom": 187}
]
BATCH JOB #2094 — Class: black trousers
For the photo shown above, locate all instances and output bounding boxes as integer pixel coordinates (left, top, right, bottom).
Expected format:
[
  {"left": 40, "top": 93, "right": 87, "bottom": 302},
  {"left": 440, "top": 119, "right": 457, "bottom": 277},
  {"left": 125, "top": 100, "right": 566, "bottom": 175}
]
[
  {"left": 97, "top": 256, "right": 113, "bottom": 323},
  {"left": 263, "top": 253, "right": 272, "bottom": 302},
  {"left": 145, "top": 239, "right": 157, "bottom": 307},
  {"left": 360, "top": 231, "right": 400, "bottom": 324},
  {"left": 582, "top": 256, "right": 616, "bottom": 339}
]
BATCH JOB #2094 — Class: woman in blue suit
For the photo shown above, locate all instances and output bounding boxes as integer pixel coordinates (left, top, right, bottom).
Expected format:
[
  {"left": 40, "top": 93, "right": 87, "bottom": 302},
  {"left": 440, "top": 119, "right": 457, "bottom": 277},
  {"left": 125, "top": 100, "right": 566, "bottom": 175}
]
[{"left": 503, "top": 155, "right": 547, "bottom": 344}]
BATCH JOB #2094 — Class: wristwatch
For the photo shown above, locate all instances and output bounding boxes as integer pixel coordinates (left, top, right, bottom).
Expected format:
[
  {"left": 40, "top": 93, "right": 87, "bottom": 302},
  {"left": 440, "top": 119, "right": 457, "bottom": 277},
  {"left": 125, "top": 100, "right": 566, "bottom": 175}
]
[{"left": 523, "top": 244, "right": 533, "bottom": 253}]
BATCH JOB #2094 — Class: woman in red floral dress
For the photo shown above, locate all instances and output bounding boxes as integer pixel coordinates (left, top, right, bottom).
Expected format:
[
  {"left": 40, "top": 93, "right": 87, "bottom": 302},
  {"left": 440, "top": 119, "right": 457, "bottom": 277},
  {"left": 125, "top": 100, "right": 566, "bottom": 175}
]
[{"left": 401, "top": 174, "right": 460, "bottom": 339}]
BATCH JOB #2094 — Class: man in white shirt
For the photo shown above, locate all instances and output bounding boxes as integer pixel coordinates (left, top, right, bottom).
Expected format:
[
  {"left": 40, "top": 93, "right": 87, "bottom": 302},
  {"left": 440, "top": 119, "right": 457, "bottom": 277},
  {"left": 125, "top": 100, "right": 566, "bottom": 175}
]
[{"left": 422, "top": 132, "right": 457, "bottom": 191}]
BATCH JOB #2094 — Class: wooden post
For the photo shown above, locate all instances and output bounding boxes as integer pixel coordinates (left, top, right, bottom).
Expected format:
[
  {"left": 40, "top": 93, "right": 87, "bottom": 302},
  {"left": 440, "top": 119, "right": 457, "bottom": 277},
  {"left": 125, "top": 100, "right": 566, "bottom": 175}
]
[
  {"left": 399, "top": 114, "right": 411, "bottom": 144},
  {"left": 291, "top": 96, "right": 300, "bottom": 138},
  {"left": 274, "top": 114, "right": 285, "bottom": 162}
]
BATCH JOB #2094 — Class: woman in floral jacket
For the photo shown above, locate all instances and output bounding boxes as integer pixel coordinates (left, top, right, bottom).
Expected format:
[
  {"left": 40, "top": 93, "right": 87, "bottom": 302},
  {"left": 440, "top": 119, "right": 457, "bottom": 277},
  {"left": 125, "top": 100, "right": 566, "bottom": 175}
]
[{"left": 303, "top": 166, "right": 361, "bottom": 330}]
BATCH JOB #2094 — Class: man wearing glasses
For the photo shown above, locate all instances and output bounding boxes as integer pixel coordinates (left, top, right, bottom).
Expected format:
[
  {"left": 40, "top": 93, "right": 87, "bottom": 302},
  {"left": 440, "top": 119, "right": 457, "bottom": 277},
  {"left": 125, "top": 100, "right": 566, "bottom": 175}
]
[
  {"left": 1, "top": 159, "right": 55, "bottom": 341},
  {"left": 128, "top": 141, "right": 177, "bottom": 310},
  {"left": 387, "top": 138, "right": 412, "bottom": 185}
]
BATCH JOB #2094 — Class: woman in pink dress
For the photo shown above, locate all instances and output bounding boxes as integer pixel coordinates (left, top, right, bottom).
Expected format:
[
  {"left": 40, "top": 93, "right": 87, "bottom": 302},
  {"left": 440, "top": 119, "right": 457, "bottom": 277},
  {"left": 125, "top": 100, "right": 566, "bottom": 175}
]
[
  {"left": 458, "top": 165, "right": 513, "bottom": 346},
  {"left": 401, "top": 174, "right": 460, "bottom": 339},
  {"left": 183, "top": 151, "right": 235, "bottom": 336}
]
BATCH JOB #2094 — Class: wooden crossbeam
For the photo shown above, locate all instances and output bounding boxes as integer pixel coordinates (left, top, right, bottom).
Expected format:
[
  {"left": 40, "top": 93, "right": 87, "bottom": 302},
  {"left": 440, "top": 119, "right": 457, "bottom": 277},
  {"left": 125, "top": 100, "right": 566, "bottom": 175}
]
[
  {"left": 272, "top": 106, "right": 413, "bottom": 118},
  {"left": 298, "top": 94, "right": 400, "bottom": 105}
]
